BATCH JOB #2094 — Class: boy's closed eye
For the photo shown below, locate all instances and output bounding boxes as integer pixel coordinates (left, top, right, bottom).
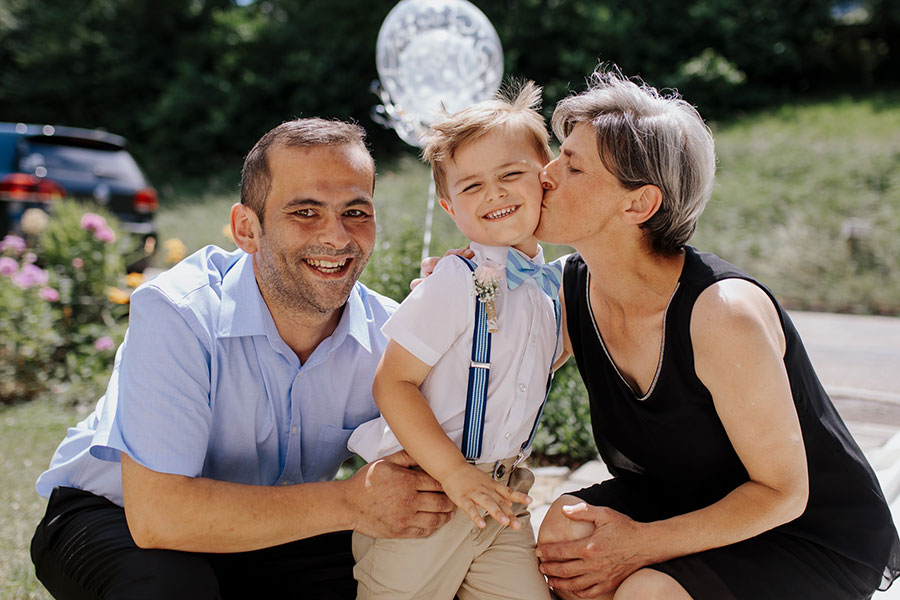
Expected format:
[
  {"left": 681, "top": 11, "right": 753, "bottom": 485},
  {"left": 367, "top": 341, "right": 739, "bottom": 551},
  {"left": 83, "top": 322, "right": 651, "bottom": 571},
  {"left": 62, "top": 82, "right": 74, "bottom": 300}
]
[{"left": 459, "top": 169, "right": 530, "bottom": 194}]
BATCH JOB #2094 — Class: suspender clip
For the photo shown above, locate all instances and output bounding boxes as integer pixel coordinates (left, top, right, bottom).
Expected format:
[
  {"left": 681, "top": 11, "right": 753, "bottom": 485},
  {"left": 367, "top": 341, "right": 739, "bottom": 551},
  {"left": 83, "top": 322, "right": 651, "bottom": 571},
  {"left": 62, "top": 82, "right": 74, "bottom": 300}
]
[{"left": 511, "top": 449, "right": 530, "bottom": 471}]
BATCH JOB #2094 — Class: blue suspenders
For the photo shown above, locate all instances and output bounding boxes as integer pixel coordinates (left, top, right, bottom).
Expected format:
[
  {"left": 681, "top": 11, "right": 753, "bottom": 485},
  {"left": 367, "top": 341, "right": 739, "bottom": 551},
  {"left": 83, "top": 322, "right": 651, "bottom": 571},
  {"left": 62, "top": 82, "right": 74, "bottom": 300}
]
[{"left": 455, "top": 255, "right": 562, "bottom": 465}]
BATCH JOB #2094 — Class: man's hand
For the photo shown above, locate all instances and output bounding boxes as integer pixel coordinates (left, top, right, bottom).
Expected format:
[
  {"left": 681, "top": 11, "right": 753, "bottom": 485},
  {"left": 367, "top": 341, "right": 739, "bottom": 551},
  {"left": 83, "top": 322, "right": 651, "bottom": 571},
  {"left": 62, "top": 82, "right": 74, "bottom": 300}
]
[
  {"left": 441, "top": 463, "right": 531, "bottom": 529},
  {"left": 411, "top": 248, "right": 474, "bottom": 290},
  {"left": 536, "top": 503, "right": 649, "bottom": 598},
  {"left": 346, "top": 450, "right": 455, "bottom": 539}
]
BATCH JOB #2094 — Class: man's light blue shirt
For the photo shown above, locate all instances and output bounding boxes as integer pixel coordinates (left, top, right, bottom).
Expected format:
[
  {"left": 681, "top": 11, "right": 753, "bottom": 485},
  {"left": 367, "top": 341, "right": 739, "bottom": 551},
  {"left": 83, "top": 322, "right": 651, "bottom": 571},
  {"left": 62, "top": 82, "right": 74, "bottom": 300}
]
[{"left": 36, "top": 246, "right": 396, "bottom": 506}]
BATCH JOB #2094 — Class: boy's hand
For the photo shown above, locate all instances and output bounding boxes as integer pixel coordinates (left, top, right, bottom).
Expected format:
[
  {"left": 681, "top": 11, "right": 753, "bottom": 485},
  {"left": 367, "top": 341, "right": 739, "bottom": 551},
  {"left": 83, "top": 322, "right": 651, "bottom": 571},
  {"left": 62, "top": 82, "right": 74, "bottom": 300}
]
[
  {"left": 441, "top": 463, "right": 532, "bottom": 529},
  {"left": 411, "top": 247, "right": 475, "bottom": 289}
]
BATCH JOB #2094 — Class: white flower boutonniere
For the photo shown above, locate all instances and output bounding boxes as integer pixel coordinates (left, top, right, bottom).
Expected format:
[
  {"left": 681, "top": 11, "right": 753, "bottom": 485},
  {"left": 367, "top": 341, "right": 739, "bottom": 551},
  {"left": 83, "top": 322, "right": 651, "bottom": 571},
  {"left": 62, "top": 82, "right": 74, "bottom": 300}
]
[{"left": 473, "top": 260, "right": 502, "bottom": 333}]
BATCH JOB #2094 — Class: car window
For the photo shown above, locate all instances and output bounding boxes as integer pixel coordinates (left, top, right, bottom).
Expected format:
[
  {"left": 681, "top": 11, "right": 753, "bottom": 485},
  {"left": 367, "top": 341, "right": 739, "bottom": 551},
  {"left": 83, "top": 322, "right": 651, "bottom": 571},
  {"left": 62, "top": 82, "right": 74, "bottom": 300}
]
[
  {"left": 18, "top": 139, "right": 146, "bottom": 186},
  {"left": 0, "top": 133, "right": 18, "bottom": 171}
]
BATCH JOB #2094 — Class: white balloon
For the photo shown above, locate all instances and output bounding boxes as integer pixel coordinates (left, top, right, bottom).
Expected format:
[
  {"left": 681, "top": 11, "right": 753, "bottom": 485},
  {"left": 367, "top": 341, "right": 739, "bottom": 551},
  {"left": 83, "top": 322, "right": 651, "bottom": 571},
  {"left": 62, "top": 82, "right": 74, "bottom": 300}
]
[{"left": 375, "top": 0, "right": 504, "bottom": 147}]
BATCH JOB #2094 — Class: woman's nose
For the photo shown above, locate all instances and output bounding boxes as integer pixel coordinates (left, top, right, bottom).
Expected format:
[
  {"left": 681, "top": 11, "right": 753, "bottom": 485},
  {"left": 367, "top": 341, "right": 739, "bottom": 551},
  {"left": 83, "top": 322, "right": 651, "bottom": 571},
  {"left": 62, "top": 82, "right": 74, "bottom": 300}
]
[{"left": 539, "top": 162, "right": 557, "bottom": 190}]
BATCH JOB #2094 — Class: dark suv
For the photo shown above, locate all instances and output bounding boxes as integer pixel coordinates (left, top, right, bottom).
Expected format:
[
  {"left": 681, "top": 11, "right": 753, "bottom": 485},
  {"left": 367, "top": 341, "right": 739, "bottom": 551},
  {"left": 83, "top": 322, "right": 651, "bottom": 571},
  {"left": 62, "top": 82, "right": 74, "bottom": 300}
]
[{"left": 0, "top": 122, "right": 158, "bottom": 271}]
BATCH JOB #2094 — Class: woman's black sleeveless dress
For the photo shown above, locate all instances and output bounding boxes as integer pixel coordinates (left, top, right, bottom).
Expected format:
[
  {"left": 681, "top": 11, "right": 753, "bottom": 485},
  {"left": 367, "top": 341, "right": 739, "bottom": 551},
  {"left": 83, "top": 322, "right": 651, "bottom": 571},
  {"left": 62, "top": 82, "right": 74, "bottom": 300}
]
[{"left": 564, "top": 247, "right": 900, "bottom": 599}]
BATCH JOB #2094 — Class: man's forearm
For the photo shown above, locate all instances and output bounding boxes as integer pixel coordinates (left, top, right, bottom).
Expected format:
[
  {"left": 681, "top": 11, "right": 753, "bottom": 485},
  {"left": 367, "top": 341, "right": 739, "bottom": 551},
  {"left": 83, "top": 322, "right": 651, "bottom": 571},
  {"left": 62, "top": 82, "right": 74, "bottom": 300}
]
[{"left": 122, "top": 454, "right": 356, "bottom": 553}]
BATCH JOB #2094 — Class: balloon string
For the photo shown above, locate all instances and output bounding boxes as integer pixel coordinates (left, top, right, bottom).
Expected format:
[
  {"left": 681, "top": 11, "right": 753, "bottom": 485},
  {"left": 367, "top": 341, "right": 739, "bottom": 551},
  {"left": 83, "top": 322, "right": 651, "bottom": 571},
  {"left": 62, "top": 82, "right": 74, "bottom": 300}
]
[{"left": 421, "top": 174, "right": 437, "bottom": 269}]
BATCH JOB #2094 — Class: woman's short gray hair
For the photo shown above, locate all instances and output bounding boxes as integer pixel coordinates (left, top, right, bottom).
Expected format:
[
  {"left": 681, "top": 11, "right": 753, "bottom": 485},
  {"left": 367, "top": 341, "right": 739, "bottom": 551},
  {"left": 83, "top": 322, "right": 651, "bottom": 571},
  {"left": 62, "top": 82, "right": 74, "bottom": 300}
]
[{"left": 551, "top": 67, "right": 716, "bottom": 255}]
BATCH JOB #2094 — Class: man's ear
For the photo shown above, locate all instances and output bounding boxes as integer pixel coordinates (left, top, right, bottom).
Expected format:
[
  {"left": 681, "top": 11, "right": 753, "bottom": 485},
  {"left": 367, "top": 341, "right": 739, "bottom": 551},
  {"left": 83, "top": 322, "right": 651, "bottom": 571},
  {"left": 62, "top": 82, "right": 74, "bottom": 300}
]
[
  {"left": 623, "top": 185, "right": 662, "bottom": 225},
  {"left": 438, "top": 196, "right": 457, "bottom": 222},
  {"left": 231, "top": 203, "right": 261, "bottom": 254}
]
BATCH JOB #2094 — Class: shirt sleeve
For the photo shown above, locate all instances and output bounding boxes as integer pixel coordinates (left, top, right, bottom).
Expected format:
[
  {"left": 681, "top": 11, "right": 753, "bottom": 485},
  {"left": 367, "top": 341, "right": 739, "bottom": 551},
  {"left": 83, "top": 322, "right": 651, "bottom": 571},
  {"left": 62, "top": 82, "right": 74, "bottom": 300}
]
[
  {"left": 91, "top": 285, "right": 214, "bottom": 478},
  {"left": 381, "top": 256, "right": 472, "bottom": 366}
]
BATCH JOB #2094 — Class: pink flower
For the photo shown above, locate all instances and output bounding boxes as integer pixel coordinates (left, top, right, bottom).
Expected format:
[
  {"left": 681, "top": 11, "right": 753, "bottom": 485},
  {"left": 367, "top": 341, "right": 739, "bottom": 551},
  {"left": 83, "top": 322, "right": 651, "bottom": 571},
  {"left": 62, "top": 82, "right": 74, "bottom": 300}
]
[
  {"left": 94, "top": 336, "right": 115, "bottom": 351},
  {"left": 0, "top": 234, "right": 26, "bottom": 254},
  {"left": 93, "top": 226, "right": 116, "bottom": 243},
  {"left": 80, "top": 213, "right": 107, "bottom": 232},
  {"left": 474, "top": 261, "right": 503, "bottom": 287},
  {"left": 0, "top": 256, "right": 17, "bottom": 276},
  {"left": 39, "top": 287, "right": 60, "bottom": 302},
  {"left": 11, "top": 263, "right": 48, "bottom": 289},
  {"left": 72, "top": 257, "right": 84, "bottom": 268}
]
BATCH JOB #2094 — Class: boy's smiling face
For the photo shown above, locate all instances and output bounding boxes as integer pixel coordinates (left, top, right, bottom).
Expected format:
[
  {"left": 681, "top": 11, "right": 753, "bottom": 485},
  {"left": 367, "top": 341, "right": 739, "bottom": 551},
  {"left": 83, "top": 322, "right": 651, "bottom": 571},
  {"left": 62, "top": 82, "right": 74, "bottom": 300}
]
[{"left": 440, "top": 127, "right": 544, "bottom": 257}]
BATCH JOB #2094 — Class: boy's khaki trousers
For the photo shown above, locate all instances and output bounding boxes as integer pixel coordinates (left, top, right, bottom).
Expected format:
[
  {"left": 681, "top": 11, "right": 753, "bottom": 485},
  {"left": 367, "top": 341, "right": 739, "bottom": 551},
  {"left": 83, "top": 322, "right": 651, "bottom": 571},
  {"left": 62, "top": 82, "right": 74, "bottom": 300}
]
[{"left": 352, "top": 459, "right": 552, "bottom": 600}]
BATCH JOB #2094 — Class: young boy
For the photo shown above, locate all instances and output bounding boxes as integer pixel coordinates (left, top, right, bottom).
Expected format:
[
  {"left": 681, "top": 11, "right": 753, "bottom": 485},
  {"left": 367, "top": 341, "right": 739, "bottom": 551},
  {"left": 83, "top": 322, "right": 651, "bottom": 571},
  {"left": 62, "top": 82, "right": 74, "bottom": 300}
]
[{"left": 347, "top": 82, "right": 559, "bottom": 600}]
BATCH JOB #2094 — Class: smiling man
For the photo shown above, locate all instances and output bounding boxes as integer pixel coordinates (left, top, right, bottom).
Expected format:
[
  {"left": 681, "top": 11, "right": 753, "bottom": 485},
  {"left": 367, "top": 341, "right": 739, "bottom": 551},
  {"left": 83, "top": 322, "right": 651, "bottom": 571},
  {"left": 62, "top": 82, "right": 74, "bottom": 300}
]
[{"left": 30, "top": 119, "right": 454, "bottom": 600}]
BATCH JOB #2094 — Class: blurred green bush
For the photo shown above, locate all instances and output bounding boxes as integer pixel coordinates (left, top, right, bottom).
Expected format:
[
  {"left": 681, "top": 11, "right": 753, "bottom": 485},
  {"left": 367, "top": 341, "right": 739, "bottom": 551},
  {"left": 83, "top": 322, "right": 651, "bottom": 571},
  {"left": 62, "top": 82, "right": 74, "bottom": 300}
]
[
  {"left": 0, "top": 243, "right": 63, "bottom": 403},
  {"left": 534, "top": 360, "right": 598, "bottom": 467}
]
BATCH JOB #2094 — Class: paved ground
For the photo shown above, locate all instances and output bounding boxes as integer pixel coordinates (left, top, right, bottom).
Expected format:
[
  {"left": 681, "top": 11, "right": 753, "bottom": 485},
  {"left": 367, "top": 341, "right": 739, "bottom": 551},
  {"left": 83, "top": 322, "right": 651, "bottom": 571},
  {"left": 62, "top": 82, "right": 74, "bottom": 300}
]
[
  {"left": 792, "top": 311, "right": 900, "bottom": 451},
  {"left": 528, "top": 309, "right": 900, "bottom": 596}
]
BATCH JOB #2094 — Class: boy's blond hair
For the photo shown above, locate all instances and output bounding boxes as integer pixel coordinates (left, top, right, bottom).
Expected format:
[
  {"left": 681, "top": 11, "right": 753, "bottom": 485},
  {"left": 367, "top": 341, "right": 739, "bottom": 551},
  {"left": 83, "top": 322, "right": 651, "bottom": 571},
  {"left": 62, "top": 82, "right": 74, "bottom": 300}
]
[{"left": 422, "top": 81, "right": 553, "bottom": 200}]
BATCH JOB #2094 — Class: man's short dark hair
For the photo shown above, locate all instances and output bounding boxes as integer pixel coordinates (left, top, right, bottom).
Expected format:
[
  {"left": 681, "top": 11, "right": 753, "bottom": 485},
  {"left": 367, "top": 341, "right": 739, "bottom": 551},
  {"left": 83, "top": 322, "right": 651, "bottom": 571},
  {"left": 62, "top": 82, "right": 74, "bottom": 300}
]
[{"left": 240, "top": 118, "right": 373, "bottom": 223}]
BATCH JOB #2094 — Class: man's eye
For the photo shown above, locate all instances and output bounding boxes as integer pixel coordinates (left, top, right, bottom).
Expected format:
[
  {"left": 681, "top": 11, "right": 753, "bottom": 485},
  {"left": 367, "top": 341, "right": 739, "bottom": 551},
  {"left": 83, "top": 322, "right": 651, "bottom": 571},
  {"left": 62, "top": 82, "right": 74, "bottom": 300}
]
[
  {"left": 344, "top": 209, "right": 369, "bottom": 218},
  {"left": 568, "top": 167, "right": 581, "bottom": 174},
  {"left": 294, "top": 209, "right": 316, "bottom": 217}
]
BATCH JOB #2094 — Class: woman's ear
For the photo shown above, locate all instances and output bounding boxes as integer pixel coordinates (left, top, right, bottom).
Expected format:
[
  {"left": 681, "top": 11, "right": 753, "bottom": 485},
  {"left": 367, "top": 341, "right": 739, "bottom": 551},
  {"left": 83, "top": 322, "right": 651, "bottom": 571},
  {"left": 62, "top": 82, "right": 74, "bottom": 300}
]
[
  {"left": 439, "top": 196, "right": 457, "bottom": 222},
  {"left": 231, "top": 203, "right": 261, "bottom": 254},
  {"left": 624, "top": 185, "right": 663, "bottom": 225}
]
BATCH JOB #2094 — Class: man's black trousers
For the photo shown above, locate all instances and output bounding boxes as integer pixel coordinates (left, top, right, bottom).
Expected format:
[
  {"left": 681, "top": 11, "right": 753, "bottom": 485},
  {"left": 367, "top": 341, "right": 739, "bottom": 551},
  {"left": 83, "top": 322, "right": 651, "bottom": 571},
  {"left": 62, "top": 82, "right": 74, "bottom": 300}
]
[{"left": 31, "top": 486, "right": 356, "bottom": 600}]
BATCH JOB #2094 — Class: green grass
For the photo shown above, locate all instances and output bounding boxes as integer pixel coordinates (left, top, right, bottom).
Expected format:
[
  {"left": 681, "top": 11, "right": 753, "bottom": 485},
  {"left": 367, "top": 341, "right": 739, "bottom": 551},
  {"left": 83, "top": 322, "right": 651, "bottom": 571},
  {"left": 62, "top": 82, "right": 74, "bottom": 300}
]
[
  {"left": 694, "top": 94, "right": 900, "bottom": 314},
  {"left": 3, "top": 94, "right": 898, "bottom": 597},
  {"left": 153, "top": 177, "right": 240, "bottom": 259},
  {"left": 0, "top": 397, "right": 83, "bottom": 600}
]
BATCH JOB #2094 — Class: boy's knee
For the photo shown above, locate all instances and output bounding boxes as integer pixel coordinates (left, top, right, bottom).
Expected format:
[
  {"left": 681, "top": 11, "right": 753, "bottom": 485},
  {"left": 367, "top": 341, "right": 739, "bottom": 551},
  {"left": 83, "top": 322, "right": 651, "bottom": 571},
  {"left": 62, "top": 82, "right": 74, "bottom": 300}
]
[{"left": 537, "top": 495, "right": 596, "bottom": 545}]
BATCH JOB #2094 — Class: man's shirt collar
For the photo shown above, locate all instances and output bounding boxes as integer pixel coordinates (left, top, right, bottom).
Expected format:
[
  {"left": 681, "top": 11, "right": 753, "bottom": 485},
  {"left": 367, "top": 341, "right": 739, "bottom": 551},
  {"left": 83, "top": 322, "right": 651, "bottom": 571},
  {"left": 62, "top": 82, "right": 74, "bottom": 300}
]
[
  {"left": 216, "top": 251, "right": 372, "bottom": 355},
  {"left": 323, "top": 282, "right": 373, "bottom": 357},
  {"left": 217, "top": 252, "right": 268, "bottom": 339}
]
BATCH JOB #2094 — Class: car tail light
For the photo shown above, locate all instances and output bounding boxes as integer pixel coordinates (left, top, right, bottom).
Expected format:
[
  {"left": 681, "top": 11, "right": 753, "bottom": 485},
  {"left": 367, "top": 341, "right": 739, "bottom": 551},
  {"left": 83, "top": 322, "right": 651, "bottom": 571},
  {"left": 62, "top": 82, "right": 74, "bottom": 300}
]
[
  {"left": 133, "top": 187, "right": 158, "bottom": 213},
  {"left": 0, "top": 173, "right": 66, "bottom": 202}
]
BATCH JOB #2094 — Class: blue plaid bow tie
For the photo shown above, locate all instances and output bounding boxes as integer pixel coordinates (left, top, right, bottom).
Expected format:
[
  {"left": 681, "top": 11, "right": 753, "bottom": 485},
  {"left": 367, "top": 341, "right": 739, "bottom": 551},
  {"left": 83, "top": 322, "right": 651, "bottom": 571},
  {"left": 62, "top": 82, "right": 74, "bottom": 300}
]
[{"left": 506, "top": 250, "right": 562, "bottom": 298}]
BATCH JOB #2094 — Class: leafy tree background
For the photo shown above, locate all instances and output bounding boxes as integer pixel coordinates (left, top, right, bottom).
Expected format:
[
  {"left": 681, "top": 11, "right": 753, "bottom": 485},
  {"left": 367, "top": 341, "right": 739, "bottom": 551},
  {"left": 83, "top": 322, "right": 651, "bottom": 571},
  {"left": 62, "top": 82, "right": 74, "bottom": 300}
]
[{"left": 0, "top": 0, "right": 896, "bottom": 181}]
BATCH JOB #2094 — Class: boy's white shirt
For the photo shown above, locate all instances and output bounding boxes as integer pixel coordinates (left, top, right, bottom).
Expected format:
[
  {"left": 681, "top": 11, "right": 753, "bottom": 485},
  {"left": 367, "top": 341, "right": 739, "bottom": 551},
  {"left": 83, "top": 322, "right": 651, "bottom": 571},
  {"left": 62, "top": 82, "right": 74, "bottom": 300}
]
[{"left": 348, "top": 242, "right": 562, "bottom": 464}]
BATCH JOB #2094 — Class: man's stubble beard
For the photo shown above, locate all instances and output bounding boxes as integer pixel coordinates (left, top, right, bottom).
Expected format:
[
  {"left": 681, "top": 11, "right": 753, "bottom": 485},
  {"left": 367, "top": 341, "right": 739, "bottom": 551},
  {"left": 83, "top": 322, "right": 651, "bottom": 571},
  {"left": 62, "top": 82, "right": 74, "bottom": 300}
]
[{"left": 256, "top": 242, "right": 370, "bottom": 317}]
